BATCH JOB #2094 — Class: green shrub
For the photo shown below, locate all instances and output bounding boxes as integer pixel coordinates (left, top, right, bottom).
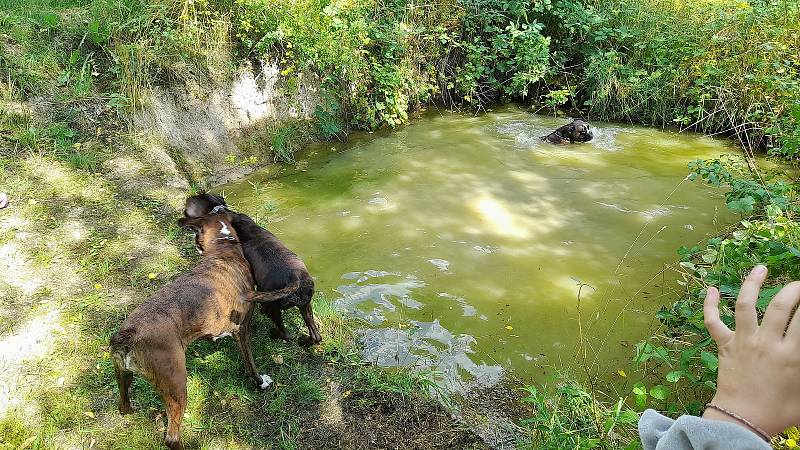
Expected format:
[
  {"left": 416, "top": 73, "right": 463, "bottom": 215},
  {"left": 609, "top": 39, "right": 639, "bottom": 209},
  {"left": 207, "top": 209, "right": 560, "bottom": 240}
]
[{"left": 539, "top": 0, "right": 800, "bottom": 156}]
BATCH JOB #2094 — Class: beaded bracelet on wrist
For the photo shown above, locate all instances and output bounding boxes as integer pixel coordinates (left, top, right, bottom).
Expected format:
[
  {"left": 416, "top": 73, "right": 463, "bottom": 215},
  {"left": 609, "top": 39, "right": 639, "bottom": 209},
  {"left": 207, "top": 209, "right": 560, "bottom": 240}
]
[{"left": 704, "top": 403, "right": 771, "bottom": 443}]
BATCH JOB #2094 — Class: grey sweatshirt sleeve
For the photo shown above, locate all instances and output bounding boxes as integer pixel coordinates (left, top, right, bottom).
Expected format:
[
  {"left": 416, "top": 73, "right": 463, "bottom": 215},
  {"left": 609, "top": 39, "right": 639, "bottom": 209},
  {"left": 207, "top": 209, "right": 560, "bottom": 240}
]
[{"left": 638, "top": 409, "right": 772, "bottom": 450}]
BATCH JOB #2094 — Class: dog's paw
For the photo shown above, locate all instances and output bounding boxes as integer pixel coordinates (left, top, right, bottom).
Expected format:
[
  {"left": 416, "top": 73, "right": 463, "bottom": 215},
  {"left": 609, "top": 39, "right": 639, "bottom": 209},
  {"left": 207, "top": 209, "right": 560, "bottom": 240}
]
[
  {"left": 259, "top": 374, "right": 273, "bottom": 389},
  {"left": 297, "top": 334, "right": 321, "bottom": 347},
  {"left": 269, "top": 328, "right": 290, "bottom": 341}
]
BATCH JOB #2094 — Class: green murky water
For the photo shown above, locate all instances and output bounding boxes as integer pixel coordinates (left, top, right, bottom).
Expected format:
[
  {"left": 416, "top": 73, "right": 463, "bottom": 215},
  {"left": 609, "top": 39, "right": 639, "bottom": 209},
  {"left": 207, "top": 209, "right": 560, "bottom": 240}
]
[{"left": 221, "top": 105, "right": 737, "bottom": 391}]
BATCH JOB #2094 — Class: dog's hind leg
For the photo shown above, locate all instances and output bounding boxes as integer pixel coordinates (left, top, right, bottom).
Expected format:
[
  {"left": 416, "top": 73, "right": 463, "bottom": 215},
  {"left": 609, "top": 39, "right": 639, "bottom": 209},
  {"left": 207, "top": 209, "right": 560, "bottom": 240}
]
[
  {"left": 153, "top": 356, "right": 188, "bottom": 450},
  {"left": 113, "top": 356, "right": 134, "bottom": 414},
  {"left": 234, "top": 309, "right": 272, "bottom": 389}
]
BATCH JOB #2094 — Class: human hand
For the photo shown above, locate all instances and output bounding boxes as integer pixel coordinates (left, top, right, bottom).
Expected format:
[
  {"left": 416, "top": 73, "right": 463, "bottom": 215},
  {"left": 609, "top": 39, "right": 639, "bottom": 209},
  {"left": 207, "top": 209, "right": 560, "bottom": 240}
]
[{"left": 702, "top": 264, "right": 800, "bottom": 436}]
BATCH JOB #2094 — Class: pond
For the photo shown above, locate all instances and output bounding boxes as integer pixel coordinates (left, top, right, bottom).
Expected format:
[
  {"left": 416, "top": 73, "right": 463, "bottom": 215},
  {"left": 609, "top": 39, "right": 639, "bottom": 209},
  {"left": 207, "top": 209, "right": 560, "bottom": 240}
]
[{"left": 220, "top": 105, "right": 737, "bottom": 392}]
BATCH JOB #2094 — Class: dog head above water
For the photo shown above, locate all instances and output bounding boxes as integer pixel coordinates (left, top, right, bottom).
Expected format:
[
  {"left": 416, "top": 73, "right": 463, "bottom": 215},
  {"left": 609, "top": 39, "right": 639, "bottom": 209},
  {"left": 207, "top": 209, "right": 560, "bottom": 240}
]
[
  {"left": 184, "top": 192, "right": 227, "bottom": 219},
  {"left": 178, "top": 212, "right": 239, "bottom": 254},
  {"left": 543, "top": 119, "right": 594, "bottom": 144},
  {"left": 562, "top": 119, "right": 593, "bottom": 143}
]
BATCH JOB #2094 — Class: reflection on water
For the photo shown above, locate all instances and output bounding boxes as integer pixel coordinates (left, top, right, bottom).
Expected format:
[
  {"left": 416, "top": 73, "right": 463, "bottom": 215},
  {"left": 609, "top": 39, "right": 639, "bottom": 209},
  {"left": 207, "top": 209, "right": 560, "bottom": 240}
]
[
  {"left": 221, "top": 105, "right": 738, "bottom": 392},
  {"left": 335, "top": 270, "right": 425, "bottom": 324},
  {"left": 336, "top": 270, "right": 501, "bottom": 391}
]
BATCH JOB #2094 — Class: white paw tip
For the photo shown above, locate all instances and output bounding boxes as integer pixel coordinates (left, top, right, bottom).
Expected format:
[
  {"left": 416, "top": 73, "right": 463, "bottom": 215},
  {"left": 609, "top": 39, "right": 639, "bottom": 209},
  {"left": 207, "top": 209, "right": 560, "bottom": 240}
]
[{"left": 259, "top": 374, "right": 273, "bottom": 389}]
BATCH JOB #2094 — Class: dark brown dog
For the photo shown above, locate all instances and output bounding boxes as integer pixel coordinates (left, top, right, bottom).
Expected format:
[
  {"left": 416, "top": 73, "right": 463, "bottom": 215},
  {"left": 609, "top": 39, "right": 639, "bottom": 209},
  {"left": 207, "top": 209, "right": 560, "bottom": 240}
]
[
  {"left": 541, "top": 119, "right": 593, "bottom": 144},
  {"left": 184, "top": 193, "right": 321, "bottom": 346},
  {"left": 110, "top": 212, "right": 274, "bottom": 450}
]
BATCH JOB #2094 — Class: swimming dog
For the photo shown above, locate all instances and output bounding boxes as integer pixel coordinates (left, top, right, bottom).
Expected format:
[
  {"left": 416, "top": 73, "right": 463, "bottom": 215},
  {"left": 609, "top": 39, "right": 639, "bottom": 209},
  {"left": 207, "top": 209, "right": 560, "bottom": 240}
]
[{"left": 541, "top": 119, "right": 594, "bottom": 144}]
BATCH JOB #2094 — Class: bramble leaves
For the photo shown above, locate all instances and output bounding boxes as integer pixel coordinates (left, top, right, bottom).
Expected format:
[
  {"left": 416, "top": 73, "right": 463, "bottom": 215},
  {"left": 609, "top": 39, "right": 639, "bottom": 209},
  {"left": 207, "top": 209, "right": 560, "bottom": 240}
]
[{"left": 649, "top": 385, "right": 669, "bottom": 401}]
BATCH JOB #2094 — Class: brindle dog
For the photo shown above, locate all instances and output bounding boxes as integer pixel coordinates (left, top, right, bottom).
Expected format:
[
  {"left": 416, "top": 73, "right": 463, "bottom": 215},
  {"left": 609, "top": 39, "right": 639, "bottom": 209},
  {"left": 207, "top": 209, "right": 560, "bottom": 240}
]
[
  {"left": 541, "top": 119, "right": 594, "bottom": 144},
  {"left": 110, "top": 212, "right": 274, "bottom": 450},
  {"left": 184, "top": 193, "right": 321, "bottom": 346}
]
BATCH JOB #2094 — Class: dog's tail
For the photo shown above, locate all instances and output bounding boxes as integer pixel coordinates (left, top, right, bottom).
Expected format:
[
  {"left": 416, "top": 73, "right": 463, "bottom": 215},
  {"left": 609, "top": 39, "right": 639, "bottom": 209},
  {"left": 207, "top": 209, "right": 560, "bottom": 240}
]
[
  {"left": 110, "top": 327, "right": 137, "bottom": 369},
  {"left": 247, "top": 281, "right": 300, "bottom": 303}
]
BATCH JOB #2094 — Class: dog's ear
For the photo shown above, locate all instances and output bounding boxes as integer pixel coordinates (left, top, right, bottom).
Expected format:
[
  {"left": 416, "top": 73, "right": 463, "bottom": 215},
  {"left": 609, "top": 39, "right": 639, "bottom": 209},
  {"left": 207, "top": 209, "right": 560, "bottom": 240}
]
[
  {"left": 207, "top": 193, "right": 227, "bottom": 206},
  {"left": 178, "top": 216, "right": 204, "bottom": 233}
]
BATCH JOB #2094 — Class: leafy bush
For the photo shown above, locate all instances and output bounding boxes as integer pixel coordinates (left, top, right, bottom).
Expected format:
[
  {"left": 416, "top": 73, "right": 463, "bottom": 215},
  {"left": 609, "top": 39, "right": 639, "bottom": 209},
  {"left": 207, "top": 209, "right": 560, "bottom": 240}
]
[
  {"left": 539, "top": 0, "right": 800, "bottom": 157},
  {"left": 232, "top": 0, "right": 552, "bottom": 128}
]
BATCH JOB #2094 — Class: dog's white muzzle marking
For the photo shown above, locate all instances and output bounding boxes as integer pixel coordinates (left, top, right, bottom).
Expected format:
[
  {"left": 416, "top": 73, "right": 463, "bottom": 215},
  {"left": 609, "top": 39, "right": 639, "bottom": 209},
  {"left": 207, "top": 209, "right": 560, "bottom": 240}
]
[
  {"left": 259, "top": 374, "right": 273, "bottom": 389},
  {"left": 212, "top": 332, "right": 232, "bottom": 341}
]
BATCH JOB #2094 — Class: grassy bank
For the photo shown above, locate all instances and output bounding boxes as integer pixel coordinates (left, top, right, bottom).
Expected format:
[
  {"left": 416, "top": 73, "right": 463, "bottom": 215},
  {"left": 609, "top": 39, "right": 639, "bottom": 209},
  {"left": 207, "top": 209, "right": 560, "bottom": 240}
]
[{"left": 0, "top": 104, "right": 482, "bottom": 449}]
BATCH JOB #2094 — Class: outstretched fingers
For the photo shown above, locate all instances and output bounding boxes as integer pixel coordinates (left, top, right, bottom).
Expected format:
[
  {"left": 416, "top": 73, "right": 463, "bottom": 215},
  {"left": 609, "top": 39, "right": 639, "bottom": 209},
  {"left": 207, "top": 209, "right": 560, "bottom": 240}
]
[
  {"left": 735, "top": 265, "right": 767, "bottom": 335},
  {"left": 761, "top": 281, "right": 800, "bottom": 340},
  {"left": 704, "top": 286, "right": 733, "bottom": 343}
]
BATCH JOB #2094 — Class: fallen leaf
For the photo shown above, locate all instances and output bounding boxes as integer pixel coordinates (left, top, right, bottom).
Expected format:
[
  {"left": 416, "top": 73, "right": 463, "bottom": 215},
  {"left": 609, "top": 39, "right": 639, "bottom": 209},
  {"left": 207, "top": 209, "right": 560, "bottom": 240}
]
[
  {"left": 617, "top": 369, "right": 627, "bottom": 378},
  {"left": 18, "top": 435, "right": 37, "bottom": 450},
  {"left": 272, "top": 354, "right": 284, "bottom": 365},
  {"left": 147, "top": 272, "right": 157, "bottom": 280},
  {"left": 505, "top": 325, "right": 513, "bottom": 331},
  {"left": 83, "top": 411, "right": 95, "bottom": 419},
  {"left": 342, "top": 390, "right": 352, "bottom": 399},
  {"left": 93, "top": 283, "right": 102, "bottom": 290}
]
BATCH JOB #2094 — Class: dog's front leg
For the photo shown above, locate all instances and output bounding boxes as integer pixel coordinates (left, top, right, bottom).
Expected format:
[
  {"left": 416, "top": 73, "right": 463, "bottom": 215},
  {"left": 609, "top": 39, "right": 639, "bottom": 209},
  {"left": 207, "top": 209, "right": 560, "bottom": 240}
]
[
  {"left": 261, "top": 303, "right": 291, "bottom": 341},
  {"left": 234, "top": 309, "right": 273, "bottom": 389},
  {"left": 298, "top": 303, "right": 322, "bottom": 346}
]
